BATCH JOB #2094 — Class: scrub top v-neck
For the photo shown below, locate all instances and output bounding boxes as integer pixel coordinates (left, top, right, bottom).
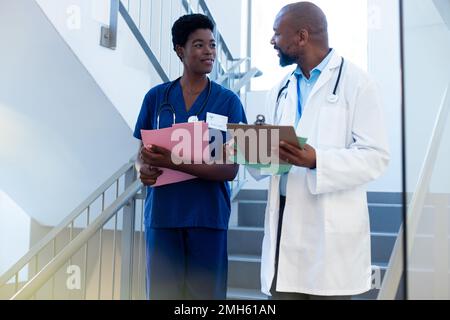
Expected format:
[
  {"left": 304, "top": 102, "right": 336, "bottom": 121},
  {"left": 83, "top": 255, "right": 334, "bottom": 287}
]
[{"left": 175, "top": 79, "right": 209, "bottom": 117}]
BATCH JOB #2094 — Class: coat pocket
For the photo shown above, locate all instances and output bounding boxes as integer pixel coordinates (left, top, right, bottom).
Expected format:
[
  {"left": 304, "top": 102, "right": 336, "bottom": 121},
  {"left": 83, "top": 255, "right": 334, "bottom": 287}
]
[
  {"left": 323, "top": 190, "right": 370, "bottom": 233},
  {"left": 317, "top": 104, "right": 348, "bottom": 148}
]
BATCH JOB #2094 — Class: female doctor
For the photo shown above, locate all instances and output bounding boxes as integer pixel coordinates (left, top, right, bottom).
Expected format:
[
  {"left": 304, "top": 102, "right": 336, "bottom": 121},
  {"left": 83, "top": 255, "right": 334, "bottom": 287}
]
[
  {"left": 133, "top": 14, "right": 247, "bottom": 299},
  {"left": 252, "top": 2, "right": 390, "bottom": 299}
]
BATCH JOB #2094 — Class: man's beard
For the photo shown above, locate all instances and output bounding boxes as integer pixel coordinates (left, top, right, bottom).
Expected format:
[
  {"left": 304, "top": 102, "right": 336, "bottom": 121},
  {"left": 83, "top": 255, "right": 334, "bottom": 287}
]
[{"left": 277, "top": 49, "right": 296, "bottom": 67}]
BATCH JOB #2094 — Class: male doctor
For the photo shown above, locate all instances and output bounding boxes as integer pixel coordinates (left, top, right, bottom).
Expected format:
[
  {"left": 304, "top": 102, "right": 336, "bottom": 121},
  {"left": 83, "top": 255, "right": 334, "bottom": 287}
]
[{"left": 256, "top": 2, "right": 390, "bottom": 299}]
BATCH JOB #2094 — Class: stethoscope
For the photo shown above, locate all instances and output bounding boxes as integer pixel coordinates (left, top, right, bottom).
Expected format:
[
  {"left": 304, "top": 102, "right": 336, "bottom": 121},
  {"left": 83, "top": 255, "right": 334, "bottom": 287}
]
[
  {"left": 274, "top": 57, "right": 345, "bottom": 123},
  {"left": 156, "top": 76, "right": 212, "bottom": 129}
]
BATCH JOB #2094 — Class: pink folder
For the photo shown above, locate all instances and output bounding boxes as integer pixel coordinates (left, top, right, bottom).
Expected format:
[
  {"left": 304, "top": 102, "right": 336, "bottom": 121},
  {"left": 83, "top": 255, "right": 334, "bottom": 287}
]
[{"left": 141, "top": 122, "right": 210, "bottom": 187}]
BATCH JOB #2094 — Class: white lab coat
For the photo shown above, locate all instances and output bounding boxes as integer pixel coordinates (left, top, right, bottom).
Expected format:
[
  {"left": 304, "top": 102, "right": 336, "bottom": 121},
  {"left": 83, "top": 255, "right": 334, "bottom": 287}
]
[{"left": 255, "top": 51, "right": 390, "bottom": 296}]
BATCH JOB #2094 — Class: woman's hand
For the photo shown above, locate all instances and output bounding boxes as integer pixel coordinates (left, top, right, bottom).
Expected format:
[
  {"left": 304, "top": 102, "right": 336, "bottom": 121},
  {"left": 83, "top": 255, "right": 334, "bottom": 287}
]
[
  {"left": 139, "top": 164, "right": 163, "bottom": 186},
  {"left": 140, "top": 144, "right": 179, "bottom": 169}
]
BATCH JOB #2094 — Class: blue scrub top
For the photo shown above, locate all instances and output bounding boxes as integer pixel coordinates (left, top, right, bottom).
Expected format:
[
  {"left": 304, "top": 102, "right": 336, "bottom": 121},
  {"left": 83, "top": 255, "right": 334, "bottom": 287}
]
[{"left": 133, "top": 79, "right": 247, "bottom": 230}]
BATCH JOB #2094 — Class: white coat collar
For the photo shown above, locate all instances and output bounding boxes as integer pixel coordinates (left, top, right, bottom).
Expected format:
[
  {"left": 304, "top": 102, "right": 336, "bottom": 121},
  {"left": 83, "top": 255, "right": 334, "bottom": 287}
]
[
  {"left": 306, "top": 50, "right": 342, "bottom": 103},
  {"left": 294, "top": 51, "right": 343, "bottom": 137}
]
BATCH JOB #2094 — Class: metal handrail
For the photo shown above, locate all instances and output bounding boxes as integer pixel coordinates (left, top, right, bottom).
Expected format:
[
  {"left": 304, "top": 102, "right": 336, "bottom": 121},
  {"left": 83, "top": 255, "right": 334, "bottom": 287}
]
[
  {"left": 8, "top": 162, "right": 246, "bottom": 299},
  {"left": 378, "top": 84, "right": 450, "bottom": 299},
  {"left": 216, "top": 58, "right": 249, "bottom": 84},
  {"left": 118, "top": 1, "right": 169, "bottom": 83},
  {"left": 11, "top": 180, "right": 143, "bottom": 300},
  {"left": 101, "top": 0, "right": 169, "bottom": 82},
  {"left": 230, "top": 68, "right": 262, "bottom": 94},
  {"left": 0, "top": 161, "right": 135, "bottom": 288}
]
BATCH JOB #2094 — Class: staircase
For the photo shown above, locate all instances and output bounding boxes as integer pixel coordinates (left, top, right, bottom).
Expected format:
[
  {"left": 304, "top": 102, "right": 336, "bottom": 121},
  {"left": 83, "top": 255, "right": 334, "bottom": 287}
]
[
  {"left": 226, "top": 190, "right": 403, "bottom": 300},
  {"left": 0, "top": 0, "right": 260, "bottom": 300}
]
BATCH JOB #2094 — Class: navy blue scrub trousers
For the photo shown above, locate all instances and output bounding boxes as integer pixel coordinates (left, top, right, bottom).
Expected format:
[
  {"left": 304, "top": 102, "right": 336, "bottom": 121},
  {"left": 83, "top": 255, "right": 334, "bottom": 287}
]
[{"left": 145, "top": 227, "right": 228, "bottom": 300}]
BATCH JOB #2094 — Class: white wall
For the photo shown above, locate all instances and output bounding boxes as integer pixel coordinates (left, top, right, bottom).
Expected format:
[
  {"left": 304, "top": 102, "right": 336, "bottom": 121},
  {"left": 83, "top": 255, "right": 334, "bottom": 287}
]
[
  {"left": 402, "top": 0, "right": 450, "bottom": 193},
  {"left": 34, "top": 0, "right": 161, "bottom": 129},
  {"left": 0, "top": 0, "right": 138, "bottom": 227},
  {"left": 0, "top": 191, "right": 30, "bottom": 279},
  {"left": 366, "top": 0, "right": 402, "bottom": 192}
]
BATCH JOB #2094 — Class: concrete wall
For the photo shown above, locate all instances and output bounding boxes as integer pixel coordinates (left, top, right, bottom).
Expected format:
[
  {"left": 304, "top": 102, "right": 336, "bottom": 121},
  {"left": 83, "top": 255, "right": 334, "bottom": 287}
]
[{"left": 0, "top": 191, "right": 30, "bottom": 279}]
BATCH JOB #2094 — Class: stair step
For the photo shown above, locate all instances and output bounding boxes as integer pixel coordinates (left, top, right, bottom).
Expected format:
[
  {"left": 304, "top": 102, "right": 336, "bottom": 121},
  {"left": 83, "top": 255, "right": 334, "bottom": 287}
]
[
  {"left": 228, "top": 254, "right": 261, "bottom": 290},
  {"left": 236, "top": 191, "right": 403, "bottom": 205},
  {"left": 369, "top": 204, "right": 402, "bottom": 233},
  {"left": 227, "top": 287, "right": 268, "bottom": 300},
  {"left": 237, "top": 201, "right": 403, "bottom": 233},
  {"left": 229, "top": 227, "right": 396, "bottom": 265},
  {"left": 237, "top": 201, "right": 266, "bottom": 227},
  {"left": 371, "top": 232, "right": 397, "bottom": 263},
  {"left": 234, "top": 190, "right": 268, "bottom": 201},
  {"left": 229, "top": 254, "right": 261, "bottom": 263},
  {"left": 228, "top": 227, "right": 264, "bottom": 256},
  {"left": 367, "top": 192, "right": 402, "bottom": 204}
]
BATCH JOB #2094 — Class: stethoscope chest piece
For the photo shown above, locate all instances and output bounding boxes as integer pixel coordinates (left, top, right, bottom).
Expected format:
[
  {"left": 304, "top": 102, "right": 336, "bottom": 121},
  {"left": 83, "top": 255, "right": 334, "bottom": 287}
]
[
  {"left": 188, "top": 115, "right": 199, "bottom": 123},
  {"left": 327, "top": 94, "right": 339, "bottom": 104}
]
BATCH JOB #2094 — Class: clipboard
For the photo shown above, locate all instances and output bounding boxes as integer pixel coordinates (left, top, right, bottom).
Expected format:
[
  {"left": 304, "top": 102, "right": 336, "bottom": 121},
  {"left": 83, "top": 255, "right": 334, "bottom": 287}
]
[{"left": 227, "top": 123, "right": 307, "bottom": 165}]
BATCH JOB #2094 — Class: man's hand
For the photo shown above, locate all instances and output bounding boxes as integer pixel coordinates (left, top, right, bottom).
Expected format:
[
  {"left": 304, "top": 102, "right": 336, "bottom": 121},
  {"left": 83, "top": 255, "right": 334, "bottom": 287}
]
[
  {"left": 278, "top": 141, "right": 317, "bottom": 169},
  {"left": 139, "top": 164, "right": 163, "bottom": 186},
  {"left": 140, "top": 144, "right": 179, "bottom": 169}
]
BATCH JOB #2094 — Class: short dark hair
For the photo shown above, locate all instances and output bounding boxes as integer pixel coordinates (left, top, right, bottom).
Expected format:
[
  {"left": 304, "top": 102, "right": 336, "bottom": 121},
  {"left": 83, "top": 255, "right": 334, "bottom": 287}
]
[{"left": 171, "top": 14, "right": 215, "bottom": 51}]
